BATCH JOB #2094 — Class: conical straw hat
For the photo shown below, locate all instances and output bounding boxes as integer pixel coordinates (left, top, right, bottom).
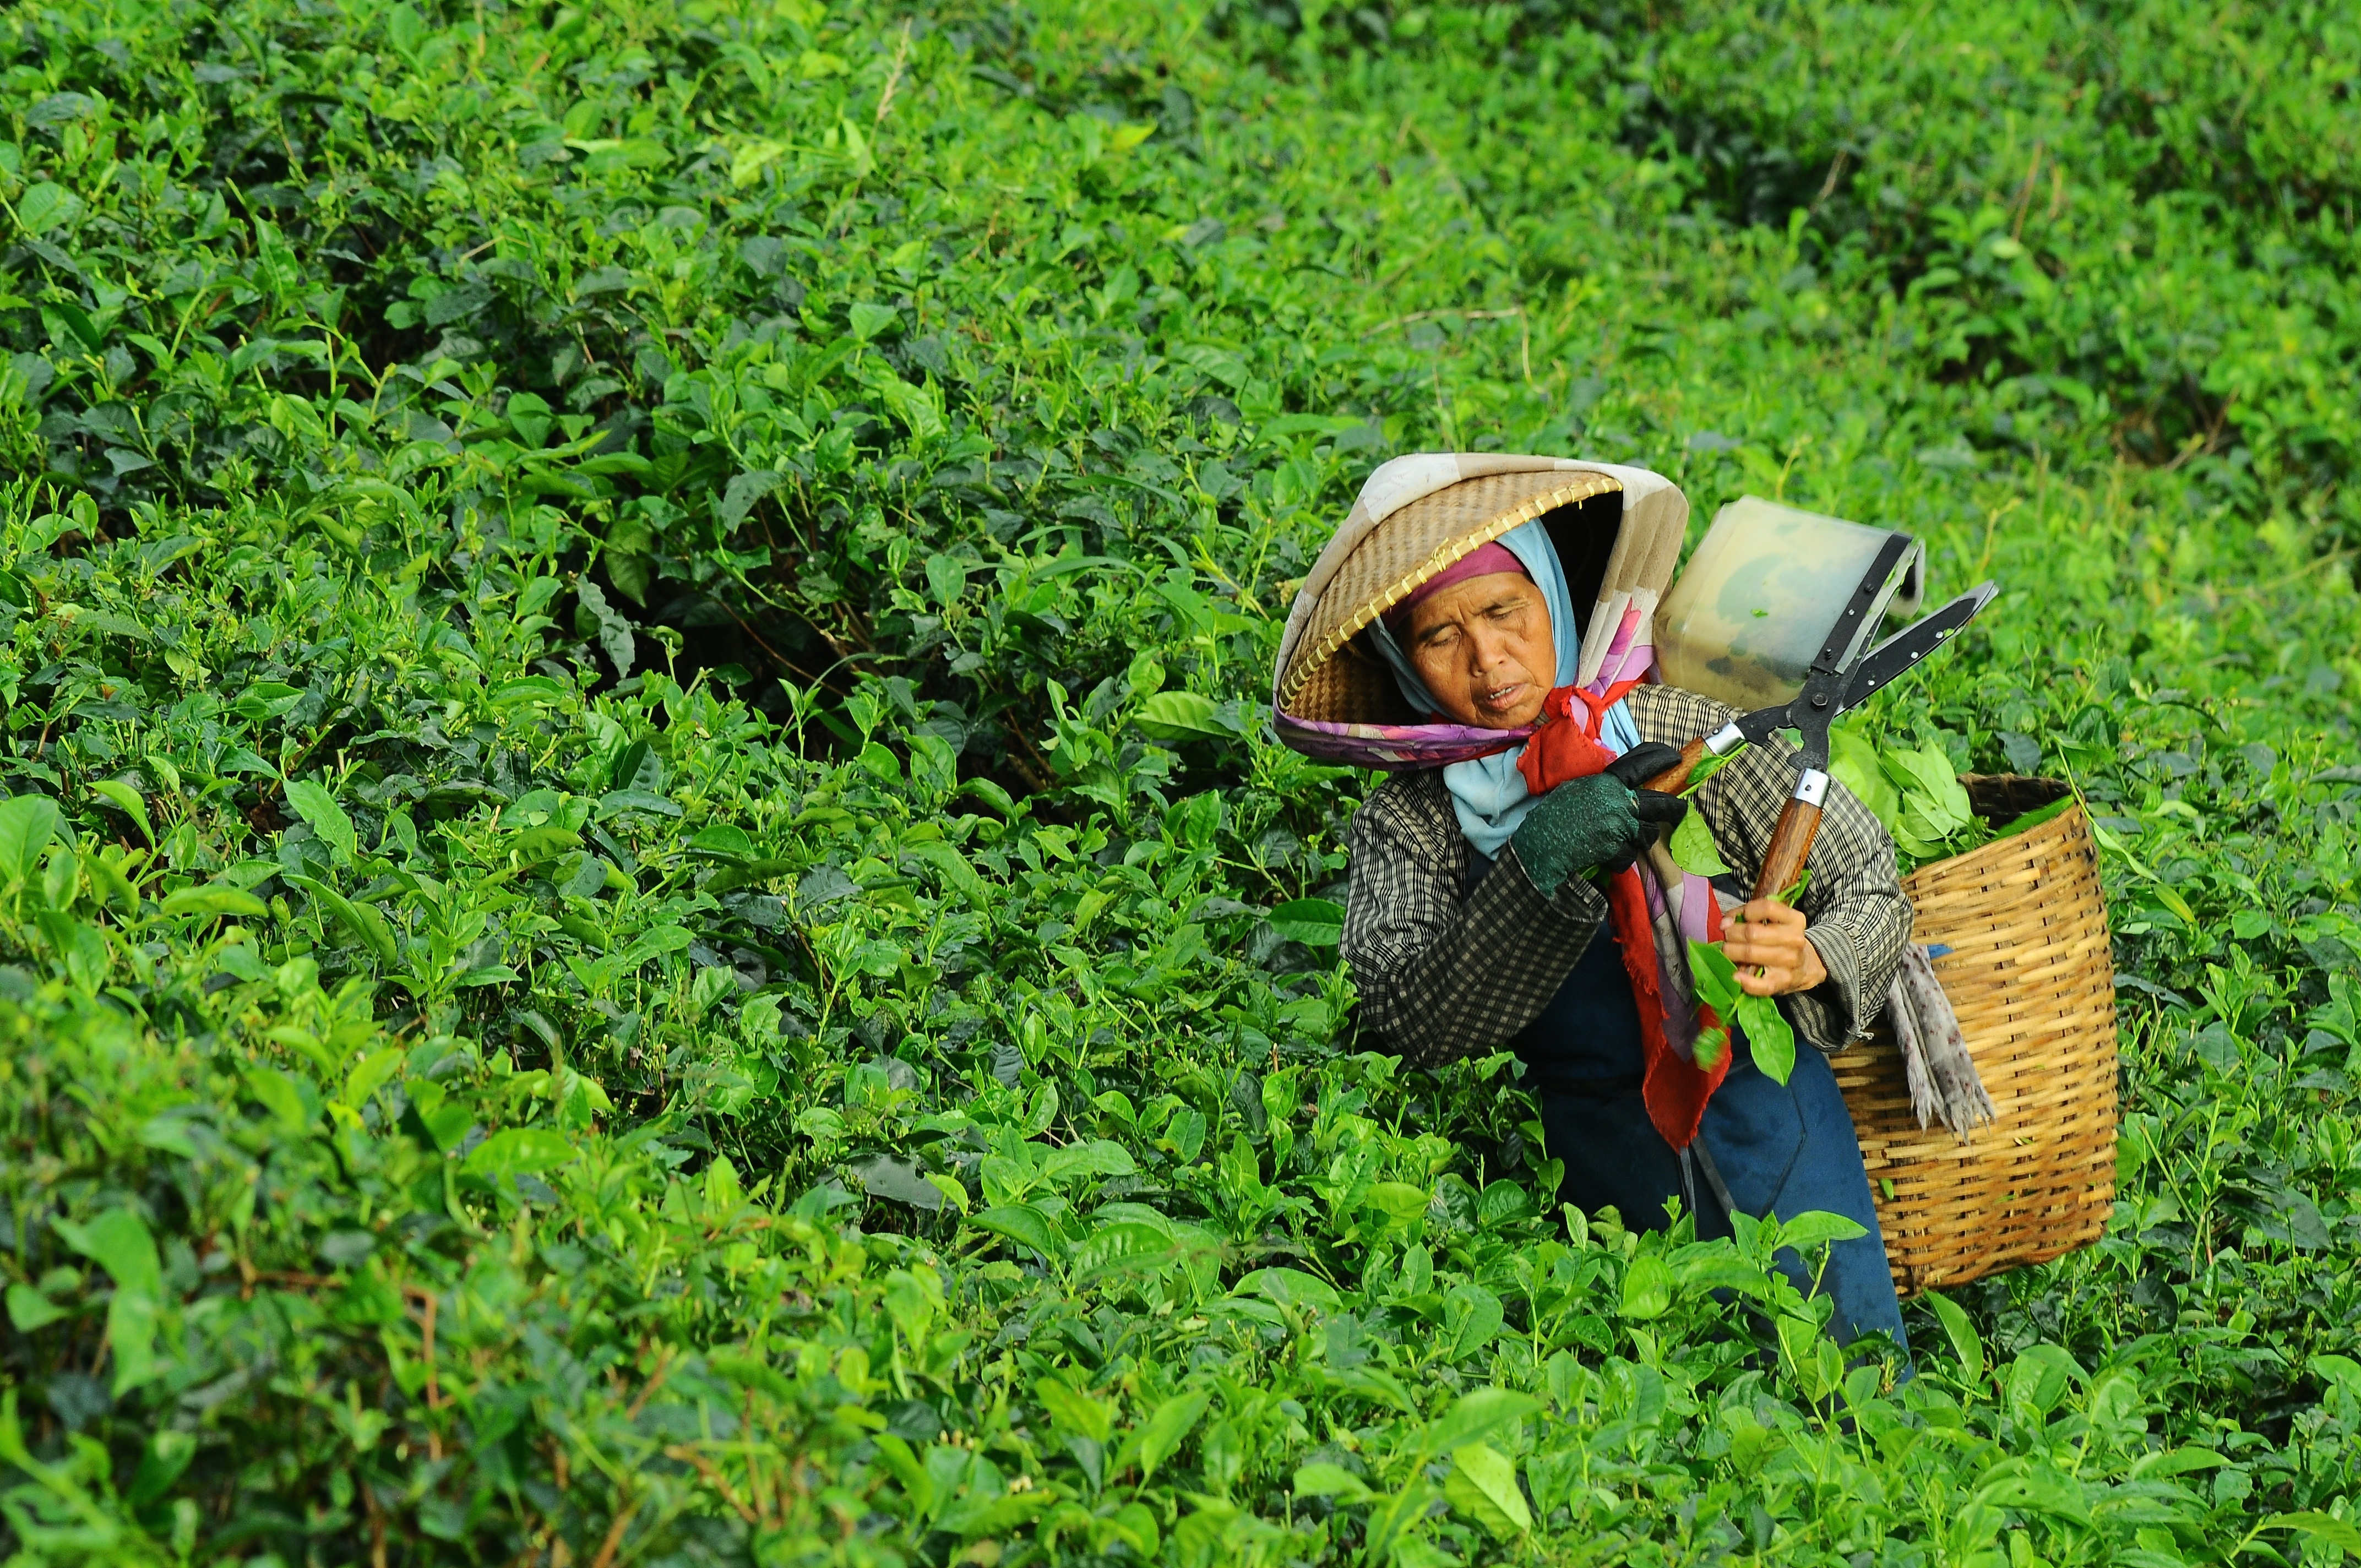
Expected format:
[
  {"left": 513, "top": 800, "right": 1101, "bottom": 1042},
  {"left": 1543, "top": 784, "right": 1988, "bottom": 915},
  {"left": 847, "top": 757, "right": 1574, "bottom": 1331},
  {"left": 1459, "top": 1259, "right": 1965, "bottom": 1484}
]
[{"left": 1272, "top": 456, "right": 1688, "bottom": 734}]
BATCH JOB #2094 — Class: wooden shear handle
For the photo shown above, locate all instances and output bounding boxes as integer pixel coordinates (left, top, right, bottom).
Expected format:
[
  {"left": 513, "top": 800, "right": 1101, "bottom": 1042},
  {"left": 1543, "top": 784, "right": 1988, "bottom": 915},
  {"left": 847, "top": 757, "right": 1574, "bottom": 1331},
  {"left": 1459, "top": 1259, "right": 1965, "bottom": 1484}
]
[
  {"left": 1638, "top": 737, "right": 1706, "bottom": 795},
  {"left": 1637, "top": 735, "right": 1821, "bottom": 901},
  {"left": 1751, "top": 797, "right": 1823, "bottom": 902}
]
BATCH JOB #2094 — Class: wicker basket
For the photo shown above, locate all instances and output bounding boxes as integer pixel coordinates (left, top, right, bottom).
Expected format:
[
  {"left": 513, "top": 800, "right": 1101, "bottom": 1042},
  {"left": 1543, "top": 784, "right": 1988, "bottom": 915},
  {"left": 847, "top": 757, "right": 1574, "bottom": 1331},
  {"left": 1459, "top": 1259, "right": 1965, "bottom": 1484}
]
[{"left": 1825, "top": 775, "right": 2120, "bottom": 1296}]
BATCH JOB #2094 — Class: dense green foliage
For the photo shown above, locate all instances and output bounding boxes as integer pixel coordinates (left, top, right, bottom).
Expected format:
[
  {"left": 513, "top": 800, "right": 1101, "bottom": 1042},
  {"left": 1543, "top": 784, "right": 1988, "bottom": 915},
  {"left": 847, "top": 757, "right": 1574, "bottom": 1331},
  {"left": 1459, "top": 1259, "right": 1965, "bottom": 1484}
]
[{"left": 3, "top": 0, "right": 2360, "bottom": 1562}]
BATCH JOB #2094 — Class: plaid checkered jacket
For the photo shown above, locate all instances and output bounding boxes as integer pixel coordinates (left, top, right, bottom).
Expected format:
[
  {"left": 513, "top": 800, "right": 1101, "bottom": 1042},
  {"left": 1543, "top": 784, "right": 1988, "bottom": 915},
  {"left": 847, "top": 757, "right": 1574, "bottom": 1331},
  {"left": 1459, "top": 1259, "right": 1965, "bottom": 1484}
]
[{"left": 1341, "top": 683, "right": 1910, "bottom": 1068}]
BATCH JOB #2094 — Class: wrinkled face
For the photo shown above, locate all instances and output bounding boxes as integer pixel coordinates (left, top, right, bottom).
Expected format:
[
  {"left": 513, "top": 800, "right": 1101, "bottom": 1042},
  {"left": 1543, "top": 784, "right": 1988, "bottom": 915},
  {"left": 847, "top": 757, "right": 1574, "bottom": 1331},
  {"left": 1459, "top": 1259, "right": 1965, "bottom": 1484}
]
[{"left": 1405, "top": 571, "right": 1555, "bottom": 729}]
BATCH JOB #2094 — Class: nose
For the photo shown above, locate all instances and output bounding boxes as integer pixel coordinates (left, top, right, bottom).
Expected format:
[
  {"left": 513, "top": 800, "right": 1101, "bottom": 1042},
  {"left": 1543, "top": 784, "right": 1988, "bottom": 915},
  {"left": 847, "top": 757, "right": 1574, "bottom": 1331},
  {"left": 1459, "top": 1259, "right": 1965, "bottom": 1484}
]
[{"left": 1466, "top": 623, "right": 1516, "bottom": 671}]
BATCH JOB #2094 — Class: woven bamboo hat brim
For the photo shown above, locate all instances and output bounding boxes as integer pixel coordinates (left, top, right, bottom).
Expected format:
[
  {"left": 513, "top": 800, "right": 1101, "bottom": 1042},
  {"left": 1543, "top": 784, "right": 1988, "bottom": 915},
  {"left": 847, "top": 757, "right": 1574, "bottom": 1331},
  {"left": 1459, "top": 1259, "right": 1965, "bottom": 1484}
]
[
  {"left": 1275, "top": 468, "right": 1619, "bottom": 716},
  {"left": 1270, "top": 454, "right": 1690, "bottom": 744}
]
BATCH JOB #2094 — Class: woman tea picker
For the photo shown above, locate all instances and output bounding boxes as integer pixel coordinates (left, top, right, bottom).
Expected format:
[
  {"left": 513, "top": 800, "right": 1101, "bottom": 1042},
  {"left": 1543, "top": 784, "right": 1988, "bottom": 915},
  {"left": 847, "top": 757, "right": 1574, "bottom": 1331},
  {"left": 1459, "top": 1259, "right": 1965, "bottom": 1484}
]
[{"left": 1271, "top": 455, "right": 1911, "bottom": 1352}]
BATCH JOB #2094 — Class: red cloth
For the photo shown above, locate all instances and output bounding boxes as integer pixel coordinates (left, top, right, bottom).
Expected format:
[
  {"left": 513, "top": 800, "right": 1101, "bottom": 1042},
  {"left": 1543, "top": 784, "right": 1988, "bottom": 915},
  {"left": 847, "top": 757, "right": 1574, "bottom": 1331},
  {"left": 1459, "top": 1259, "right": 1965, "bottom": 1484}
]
[{"left": 1518, "top": 682, "right": 1729, "bottom": 1151}]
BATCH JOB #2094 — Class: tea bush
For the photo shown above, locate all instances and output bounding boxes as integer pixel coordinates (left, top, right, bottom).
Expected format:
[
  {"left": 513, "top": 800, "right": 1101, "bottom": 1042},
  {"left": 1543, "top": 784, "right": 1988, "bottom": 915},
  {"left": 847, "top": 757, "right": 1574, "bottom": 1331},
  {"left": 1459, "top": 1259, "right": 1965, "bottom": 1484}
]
[{"left": 2, "top": 1, "right": 2359, "bottom": 1563}]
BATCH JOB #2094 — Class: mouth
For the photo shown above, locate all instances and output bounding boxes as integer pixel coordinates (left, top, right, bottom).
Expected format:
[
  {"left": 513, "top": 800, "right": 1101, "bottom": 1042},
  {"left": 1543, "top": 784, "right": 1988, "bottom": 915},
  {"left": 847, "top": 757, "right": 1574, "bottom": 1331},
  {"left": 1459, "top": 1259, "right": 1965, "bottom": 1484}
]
[{"left": 1476, "top": 679, "right": 1530, "bottom": 712}]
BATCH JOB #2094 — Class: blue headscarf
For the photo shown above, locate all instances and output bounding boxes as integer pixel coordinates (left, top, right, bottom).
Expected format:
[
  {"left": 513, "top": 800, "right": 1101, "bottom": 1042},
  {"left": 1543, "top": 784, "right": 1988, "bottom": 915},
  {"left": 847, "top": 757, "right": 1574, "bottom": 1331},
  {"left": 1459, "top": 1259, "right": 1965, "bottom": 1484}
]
[{"left": 1367, "top": 518, "right": 1641, "bottom": 857}]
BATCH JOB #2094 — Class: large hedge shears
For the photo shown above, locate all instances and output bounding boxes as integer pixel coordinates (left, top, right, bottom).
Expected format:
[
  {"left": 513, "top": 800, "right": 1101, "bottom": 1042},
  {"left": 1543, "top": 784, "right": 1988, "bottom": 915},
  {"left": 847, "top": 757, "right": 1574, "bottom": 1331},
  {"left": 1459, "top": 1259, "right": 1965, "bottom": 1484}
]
[{"left": 1647, "top": 533, "right": 1999, "bottom": 899}]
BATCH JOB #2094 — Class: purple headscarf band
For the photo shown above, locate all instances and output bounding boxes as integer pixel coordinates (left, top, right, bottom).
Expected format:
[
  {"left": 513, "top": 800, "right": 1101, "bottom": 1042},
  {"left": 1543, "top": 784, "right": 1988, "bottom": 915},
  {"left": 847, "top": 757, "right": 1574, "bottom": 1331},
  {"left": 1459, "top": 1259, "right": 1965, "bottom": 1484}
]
[{"left": 1380, "top": 541, "right": 1526, "bottom": 632}]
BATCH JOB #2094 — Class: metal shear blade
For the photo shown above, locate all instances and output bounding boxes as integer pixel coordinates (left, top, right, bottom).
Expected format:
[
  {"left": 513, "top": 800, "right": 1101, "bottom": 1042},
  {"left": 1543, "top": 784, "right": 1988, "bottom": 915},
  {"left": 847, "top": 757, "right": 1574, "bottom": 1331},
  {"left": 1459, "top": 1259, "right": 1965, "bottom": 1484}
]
[{"left": 1727, "top": 581, "right": 2000, "bottom": 762}]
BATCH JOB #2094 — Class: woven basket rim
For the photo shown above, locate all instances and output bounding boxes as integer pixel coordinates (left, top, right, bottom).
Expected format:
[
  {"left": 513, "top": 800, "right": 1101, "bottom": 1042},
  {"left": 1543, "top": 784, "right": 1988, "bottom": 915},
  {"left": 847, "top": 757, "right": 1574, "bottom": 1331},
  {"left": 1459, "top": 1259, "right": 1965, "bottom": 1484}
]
[
  {"left": 1904, "top": 774, "right": 2081, "bottom": 881},
  {"left": 1274, "top": 470, "right": 1621, "bottom": 711}
]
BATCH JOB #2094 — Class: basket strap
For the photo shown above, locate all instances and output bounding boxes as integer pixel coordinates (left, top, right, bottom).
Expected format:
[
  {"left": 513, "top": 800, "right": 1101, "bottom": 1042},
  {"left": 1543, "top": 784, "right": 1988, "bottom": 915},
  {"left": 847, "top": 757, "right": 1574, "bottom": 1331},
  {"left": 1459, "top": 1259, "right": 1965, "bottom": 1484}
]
[{"left": 1684, "top": 1139, "right": 1743, "bottom": 1223}]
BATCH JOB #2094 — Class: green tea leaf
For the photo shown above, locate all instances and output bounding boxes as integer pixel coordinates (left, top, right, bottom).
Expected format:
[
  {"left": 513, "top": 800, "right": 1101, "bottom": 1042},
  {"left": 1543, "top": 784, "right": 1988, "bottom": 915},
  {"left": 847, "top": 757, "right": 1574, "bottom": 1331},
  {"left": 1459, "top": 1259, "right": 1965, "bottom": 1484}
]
[
  {"left": 2262, "top": 1513, "right": 2361, "bottom": 1555},
  {"left": 1971, "top": 1458, "right": 2090, "bottom": 1522},
  {"left": 1774, "top": 1210, "right": 1868, "bottom": 1252},
  {"left": 284, "top": 874, "right": 399, "bottom": 963},
  {"left": 1923, "top": 1289, "right": 1985, "bottom": 1385},
  {"left": 245, "top": 1066, "right": 322, "bottom": 1130},
  {"left": 1687, "top": 938, "right": 1742, "bottom": 1015},
  {"left": 1990, "top": 793, "right": 2076, "bottom": 841},
  {"left": 1127, "top": 1388, "right": 1210, "bottom": 1480},
  {"left": 1361, "top": 1182, "right": 1429, "bottom": 1223},
  {"left": 162, "top": 884, "right": 270, "bottom": 920},
  {"left": 906, "top": 839, "right": 986, "bottom": 903},
  {"left": 1900, "top": 787, "right": 1970, "bottom": 845},
  {"left": 1040, "top": 1139, "right": 1137, "bottom": 1185},
  {"left": 83, "top": 851, "right": 136, "bottom": 914},
  {"left": 90, "top": 779, "right": 153, "bottom": 843},
  {"left": 1443, "top": 1442, "right": 1532, "bottom": 1539},
  {"left": 1736, "top": 992, "right": 1796, "bottom": 1085},
  {"left": 1925, "top": 760, "right": 1974, "bottom": 826},
  {"left": 0, "top": 795, "right": 62, "bottom": 883},
  {"left": 50, "top": 309, "right": 107, "bottom": 371},
  {"left": 1421, "top": 1387, "right": 1540, "bottom": 1460},
  {"left": 924, "top": 553, "right": 968, "bottom": 608},
  {"left": 971, "top": 1204, "right": 1065, "bottom": 1260},
  {"left": 1135, "top": 690, "right": 1242, "bottom": 742},
  {"left": 127, "top": 1430, "right": 197, "bottom": 1511},
  {"left": 492, "top": 676, "right": 567, "bottom": 708},
  {"left": 2004, "top": 1343, "right": 2085, "bottom": 1423},
  {"left": 1828, "top": 725, "right": 1899, "bottom": 827},
  {"left": 1668, "top": 809, "right": 1729, "bottom": 875},
  {"left": 1619, "top": 1253, "right": 1673, "bottom": 1320},
  {"left": 283, "top": 779, "right": 359, "bottom": 864},
  {"left": 1880, "top": 743, "right": 1949, "bottom": 799},
  {"left": 575, "top": 576, "right": 637, "bottom": 675},
  {"left": 1033, "top": 1376, "right": 1115, "bottom": 1443},
  {"left": 341, "top": 1047, "right": 407, "bottom": 1109},
  {"left": 2309, "top": 1354, "right": 2361, "bottom": 1401},
  {"left": 17, "top": 181, "right": 78, "bottom": 233},
  {"left": 6, "top": 1283, "right": 67, "bottom": 1332},
  {"left": 1269, "top": 897, "right": 1345, "bottom": 946},
  {"left": 1292, "top": 1462, "right": 1373, "bottom": 1500},
  {"left": 718, "top": 470, "right": 782, "bottom": 530},
  {"left": 1234, "top": 1267, "right": 1342, "bottom": 1312},
  {"left": 1442, "top": 1280, "right": 1505, "bottom": 1359},
  {"left": 56, "top": 1207, "right": 164, "bottom": 1393},
  {"left": 1678, "top": 744, "right": 1743, "bottom": 796},
  {"left": 233, "top": 682, "right": 306, "bottom": 722},
  {"left": 461, "top": 1128, "right": 576, "bottom": 1178}
]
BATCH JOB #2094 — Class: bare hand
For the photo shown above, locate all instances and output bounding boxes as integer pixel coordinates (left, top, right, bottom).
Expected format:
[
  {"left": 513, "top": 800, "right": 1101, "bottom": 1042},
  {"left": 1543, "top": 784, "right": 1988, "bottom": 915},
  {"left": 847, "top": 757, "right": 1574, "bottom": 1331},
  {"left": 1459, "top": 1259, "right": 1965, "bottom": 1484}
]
[{"left": 1722, "top": 900, "right": 1829, "bottom": 997}]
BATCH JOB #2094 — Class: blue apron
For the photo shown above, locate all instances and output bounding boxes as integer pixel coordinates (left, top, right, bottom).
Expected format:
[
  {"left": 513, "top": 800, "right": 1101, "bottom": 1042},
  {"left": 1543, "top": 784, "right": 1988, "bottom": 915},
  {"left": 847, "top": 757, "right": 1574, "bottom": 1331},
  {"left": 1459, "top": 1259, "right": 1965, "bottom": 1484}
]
[{"left": 1513, "top": 930, "right": 1910, "bottom": 1354}]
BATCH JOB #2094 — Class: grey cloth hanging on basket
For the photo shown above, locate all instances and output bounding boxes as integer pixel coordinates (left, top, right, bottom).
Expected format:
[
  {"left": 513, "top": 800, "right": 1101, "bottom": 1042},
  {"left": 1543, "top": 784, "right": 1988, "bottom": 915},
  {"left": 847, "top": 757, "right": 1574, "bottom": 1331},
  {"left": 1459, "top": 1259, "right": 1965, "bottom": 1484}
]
[{"left": 1888, "top": 943, "right": 1996, "bottom": 1135}]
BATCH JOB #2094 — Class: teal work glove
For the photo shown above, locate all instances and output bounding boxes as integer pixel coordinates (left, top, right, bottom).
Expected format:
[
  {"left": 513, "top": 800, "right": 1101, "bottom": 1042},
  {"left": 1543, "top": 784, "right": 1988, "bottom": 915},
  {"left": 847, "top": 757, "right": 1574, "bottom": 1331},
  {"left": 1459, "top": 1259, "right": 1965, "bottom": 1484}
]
[{"left": 1510, "top": 743, "right": 1690, "bottom": 899}]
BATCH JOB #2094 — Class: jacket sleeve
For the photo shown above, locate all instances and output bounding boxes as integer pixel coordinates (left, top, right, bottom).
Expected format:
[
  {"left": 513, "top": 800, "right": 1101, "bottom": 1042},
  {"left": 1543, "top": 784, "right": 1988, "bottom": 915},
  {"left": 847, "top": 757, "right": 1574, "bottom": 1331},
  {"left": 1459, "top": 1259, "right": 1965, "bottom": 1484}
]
[
  {"left": 1341, "top": 775, "right": 1610, "bottom": 1068},
  {"left": 1629, "top": 685, "right": 1912, "bottom": 1052}
]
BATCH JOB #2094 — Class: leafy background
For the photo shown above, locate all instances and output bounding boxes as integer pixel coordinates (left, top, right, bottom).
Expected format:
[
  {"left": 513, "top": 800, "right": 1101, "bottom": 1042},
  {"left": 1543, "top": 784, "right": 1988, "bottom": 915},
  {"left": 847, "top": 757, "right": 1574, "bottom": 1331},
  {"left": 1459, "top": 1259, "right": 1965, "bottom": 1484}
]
[{"left": 2, "top": 0, "right": 2359, "bottom": 1562}]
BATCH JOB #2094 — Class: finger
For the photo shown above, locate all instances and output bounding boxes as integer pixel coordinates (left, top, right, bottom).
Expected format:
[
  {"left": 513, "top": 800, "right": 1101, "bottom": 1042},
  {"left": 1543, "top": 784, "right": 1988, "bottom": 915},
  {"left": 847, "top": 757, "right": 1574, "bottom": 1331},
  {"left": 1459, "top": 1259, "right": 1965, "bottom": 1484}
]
[
  {"left": 1737, "top": 968, "right": 1789, "bottom": 997},
  {"left": 1598, "top": 815, "right": 1652, "bottom": 876},
  {"left": 1606, "top": 742, "right": 1684, "bottom": 789},
  {"left": 1725, "top": 944, "right": 1803, "bottom": 977},
  {"left": 1631, "top": 789, "right": 1689, "bottom": 827}
]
